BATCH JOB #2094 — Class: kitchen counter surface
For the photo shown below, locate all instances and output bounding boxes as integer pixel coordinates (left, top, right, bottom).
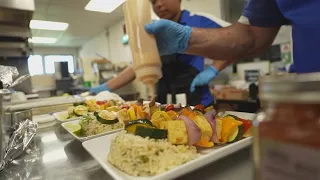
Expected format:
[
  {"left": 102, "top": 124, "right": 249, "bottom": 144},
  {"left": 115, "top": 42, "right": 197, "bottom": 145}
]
[{"left": 0, "top": 124, "right": 253, "bottom": 180}]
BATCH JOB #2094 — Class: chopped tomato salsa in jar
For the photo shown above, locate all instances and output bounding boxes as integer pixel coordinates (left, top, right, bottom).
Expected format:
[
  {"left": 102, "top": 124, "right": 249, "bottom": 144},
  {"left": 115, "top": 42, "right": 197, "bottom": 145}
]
[{"left": 253, "top": 73, "right": 320, "bottom": 180}]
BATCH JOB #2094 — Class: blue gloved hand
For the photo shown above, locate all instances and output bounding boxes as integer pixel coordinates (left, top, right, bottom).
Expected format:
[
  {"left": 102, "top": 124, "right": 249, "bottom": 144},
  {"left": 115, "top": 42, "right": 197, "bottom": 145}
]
[
  {"left": 89, "top": 83, "right": 111, "bottom": 95},
  {"left": 145, "top": 19, "right": 192, "bottom": 56},
  {"left": 190, "top": 66, "right": 219, "bottom": 92}
]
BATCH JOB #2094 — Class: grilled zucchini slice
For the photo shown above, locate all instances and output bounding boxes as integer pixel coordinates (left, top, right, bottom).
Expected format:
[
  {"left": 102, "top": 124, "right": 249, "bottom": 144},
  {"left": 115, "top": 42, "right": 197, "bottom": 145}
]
[
  {"left": 74, "top": 105, "right": 89, "bottom": 116},
  {"left": 135, "top": 126, "right": 167, "bottom": 139},
  {"left": 94, "top": 111, "right": 119, "bottom": 124},
  {"left": 125, "top": 119, "right": 153, "bottom": 133}
]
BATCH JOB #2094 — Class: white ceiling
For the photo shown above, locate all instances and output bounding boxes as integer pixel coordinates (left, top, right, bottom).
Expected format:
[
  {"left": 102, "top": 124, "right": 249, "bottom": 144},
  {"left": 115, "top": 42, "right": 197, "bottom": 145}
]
[{"left": 32, "top": 0, "right": 124, "bottom": 47}]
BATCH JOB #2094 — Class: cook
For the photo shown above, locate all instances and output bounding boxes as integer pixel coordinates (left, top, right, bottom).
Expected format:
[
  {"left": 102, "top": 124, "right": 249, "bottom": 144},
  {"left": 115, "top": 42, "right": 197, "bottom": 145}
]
[
  {"left": 145, "top": 0, "right": 320, "bottom": 74},
  {"left": 90, "top": 0, "right": 232, "bottom": 107}
]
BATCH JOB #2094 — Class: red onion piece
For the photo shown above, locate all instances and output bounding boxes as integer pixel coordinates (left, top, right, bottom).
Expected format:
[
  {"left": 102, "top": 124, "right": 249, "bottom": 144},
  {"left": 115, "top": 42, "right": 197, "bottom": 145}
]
[
  {"left": 179, "top": 115, "right": 201, "bottom": 146},
  {"left": 204, "top": 109, "right": 218, "bottom": 143}
]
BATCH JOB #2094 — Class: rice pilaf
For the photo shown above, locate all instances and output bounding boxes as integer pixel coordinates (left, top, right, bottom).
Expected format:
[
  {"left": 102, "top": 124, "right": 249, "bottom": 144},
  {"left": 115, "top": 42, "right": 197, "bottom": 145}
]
[
  {"left": 107, "top": 131, "right": 198, "bottom": 176},
  {"left": 80, "top": 114, "right": 123, "bottom": 136}
]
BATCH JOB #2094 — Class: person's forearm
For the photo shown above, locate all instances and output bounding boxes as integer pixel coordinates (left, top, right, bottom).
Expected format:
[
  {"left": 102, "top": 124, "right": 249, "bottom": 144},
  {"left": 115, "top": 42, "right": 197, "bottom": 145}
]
[
  {"left": 212, "top": 60, "right": 234, "bottom": 72},
  {"left": 187, "top": 23, "right": 254, "bottom": 60},
  {"left": 107, "top": 66, "right": 136, "bottom": 90},
  {"left": 187, "top": 23, "right": 279, "bottom": 61}
]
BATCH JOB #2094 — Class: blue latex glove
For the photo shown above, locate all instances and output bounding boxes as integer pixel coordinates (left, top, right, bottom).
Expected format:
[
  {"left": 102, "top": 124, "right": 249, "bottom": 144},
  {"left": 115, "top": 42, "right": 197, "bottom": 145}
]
[
  {"left": 89, "top": 83, "right": 111, "bottom": 95},
  {"left": 190, "top": 66, "right": 219, "bottom": 92},
  {"left": 145, "top": 19, "right": 192, "bottom": 56}
]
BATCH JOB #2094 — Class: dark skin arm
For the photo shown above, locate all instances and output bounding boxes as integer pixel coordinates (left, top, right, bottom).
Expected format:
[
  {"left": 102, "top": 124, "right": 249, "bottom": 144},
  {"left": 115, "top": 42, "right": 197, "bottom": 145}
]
[
  {"left": 212, "top": 60, "right": 234, "bottom": 72},
  {"left": 187, "top": 23, "right": 280, "bottom": 61},
  {"left": 106, "top": 66, "right": 136, "bottom": 90}
]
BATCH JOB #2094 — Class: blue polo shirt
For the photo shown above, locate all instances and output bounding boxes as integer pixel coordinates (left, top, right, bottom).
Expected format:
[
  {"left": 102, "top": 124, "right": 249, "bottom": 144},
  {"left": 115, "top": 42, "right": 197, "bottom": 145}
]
[
  {"left": 177, "top": 10, "right": 222, "bottom": 106},
  {"left": 241, "top": 0, "right": 320, "bottom": 73}
]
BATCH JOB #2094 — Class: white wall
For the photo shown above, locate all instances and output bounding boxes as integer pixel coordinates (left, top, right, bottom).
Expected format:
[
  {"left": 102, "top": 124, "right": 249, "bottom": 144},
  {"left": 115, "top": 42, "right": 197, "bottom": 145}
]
[
  {"left": 182, "top": 0, "right": 222, "bottom": 18},
  {"left": 79, "top": 31, "right": 109, "bottom": 59},
  {"left": 108, "top": 19, "right": 133, "bottom": 63},
  {"left": 273, "top": 26, "right": 292, "bottom": 45},
  {"left": 78, "top": 31, "right": 110, "bottom": 84},
  {"left": 150, "top": 0, "right": 222, "bottom": 19}
]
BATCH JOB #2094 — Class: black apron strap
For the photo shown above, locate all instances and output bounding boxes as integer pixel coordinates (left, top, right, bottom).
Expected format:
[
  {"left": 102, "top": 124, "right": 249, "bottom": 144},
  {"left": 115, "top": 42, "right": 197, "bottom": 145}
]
[
  {"left": 156, "top": 54, "right": 177, "bottom": 104},
  {"left": 172, "top": 62, "right": 202, "bottom": 105}
]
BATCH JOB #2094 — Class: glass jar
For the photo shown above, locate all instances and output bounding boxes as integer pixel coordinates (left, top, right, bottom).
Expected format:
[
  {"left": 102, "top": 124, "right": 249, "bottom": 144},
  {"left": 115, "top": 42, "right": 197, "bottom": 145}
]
[{"left": 253, "top": 73, "right": 320, "bottom": 180}]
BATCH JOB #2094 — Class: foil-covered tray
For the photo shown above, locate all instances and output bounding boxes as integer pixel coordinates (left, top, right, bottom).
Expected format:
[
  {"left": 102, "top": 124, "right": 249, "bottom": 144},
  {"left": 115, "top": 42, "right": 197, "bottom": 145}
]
[
  {"left": 0, "top": 65, "right": 18, "bottom": 89},
  {"left": 0, "top": 119, "right": 37, "bottom": 172}
]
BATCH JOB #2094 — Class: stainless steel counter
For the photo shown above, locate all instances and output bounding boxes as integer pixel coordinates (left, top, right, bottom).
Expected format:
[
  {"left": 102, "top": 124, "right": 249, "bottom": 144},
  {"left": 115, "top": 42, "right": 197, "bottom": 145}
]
[{"left": 0, "top": 124, "right": 253, "bottom": 180}]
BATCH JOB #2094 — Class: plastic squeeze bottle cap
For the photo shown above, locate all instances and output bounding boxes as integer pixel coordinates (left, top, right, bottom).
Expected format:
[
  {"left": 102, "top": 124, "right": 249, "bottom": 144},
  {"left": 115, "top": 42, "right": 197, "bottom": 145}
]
[{"left": 135, "top": 64, "right": 162, "bottom": 99}]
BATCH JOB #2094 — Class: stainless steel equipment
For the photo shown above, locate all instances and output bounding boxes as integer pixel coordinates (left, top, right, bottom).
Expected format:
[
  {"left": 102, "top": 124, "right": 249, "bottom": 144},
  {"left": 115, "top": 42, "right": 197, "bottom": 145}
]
[
  {"left": 0, "top": 94, "right": 85, "bottom": 171},
  {"left": 0, "top": 0, "right": 34, "bottom": 94},
  {"left": 0, "top": 0, "right": 34, "bottom": 27},
  {"left": 9, "top": 74, "right": 31, "bottom": 89},
  {"left": 1, "top": 61, "right": 33, "bottom": 94},
  {"left": 0, "top": 0, "right": 34, "bottom": 57},
  {"left": 4, "top": 109, "right": 32, "bottom": 132},
  {"left": 0, "top": 89, "right": 12, "bottom": 170},
  {"left": 0, "top": 66, "right": 32, "bottom": 170}
]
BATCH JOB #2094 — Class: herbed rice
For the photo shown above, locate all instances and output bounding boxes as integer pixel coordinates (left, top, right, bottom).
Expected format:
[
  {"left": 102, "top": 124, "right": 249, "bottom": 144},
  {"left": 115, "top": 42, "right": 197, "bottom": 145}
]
[
  {"left": 80, "top": 114, "right": 123, "bottom": 136},
  {"left": 107, "top": 131, "right": 198, "bottom": 176}
]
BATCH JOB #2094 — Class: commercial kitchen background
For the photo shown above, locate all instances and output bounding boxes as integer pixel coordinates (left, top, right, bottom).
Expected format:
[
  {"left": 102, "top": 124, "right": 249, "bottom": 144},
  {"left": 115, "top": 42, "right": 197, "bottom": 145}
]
[{"left": 1, "top": 0, "right": 293, "bottom": 110}]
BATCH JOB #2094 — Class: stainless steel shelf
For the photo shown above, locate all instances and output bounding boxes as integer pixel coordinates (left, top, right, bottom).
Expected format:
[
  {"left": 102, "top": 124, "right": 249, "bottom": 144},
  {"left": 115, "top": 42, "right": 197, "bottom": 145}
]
[
  {"left": 0, "top": 25, "right": 31, "bottom": 38},
  {"left": 0, "top": 49, "right": 27, "bottom": 57}
]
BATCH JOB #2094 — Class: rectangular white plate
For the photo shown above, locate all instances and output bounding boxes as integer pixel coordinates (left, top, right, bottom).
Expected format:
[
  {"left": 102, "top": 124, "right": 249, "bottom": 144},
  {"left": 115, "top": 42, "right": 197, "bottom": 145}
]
[
  {"left": 61, "top": 120, "right": 124, "bottom": 142},
  {"left": 83, "top": 111, "right": 256, "bottom": 180},
  {"left": 53, "top": 111, "right": 81, "bottom": 123}
]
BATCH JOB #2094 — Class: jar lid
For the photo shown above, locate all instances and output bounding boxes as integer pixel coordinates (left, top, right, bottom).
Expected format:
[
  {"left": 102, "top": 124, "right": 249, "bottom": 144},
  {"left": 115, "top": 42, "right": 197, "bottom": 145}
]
[{"left": 259, "top": 73, "right": 320, "bottom": 103}]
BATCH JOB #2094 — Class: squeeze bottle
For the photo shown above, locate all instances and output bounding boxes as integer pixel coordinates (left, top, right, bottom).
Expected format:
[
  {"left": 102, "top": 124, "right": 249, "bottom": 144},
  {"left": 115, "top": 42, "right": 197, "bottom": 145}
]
[{"left": 123, "top": 0, "right": 162, "bottom": 99}]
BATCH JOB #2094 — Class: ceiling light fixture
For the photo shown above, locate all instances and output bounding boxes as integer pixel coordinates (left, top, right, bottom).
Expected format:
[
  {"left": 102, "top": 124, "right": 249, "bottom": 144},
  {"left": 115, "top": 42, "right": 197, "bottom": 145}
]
[
  {"left": 85, "top": 0, "right": 125, "bottom": 13},
  {"left": 28, "top": 37, "right": 57, "bottom": 44},
  {"left": 30, "top": 20, "right": 69, "bottom": 31}
]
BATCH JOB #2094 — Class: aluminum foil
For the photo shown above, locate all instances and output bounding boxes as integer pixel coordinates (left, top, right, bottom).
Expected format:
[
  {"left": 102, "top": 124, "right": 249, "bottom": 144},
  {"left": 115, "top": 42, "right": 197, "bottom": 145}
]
[
  {"left": 0, "top": 65, "right": 19, "bottom": 88},
  {"left": 0, "top": 119, "right": 37, "bottom": 171}
]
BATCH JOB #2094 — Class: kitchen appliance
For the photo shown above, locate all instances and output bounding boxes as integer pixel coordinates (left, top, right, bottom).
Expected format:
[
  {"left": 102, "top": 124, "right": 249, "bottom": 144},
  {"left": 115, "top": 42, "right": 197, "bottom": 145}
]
[
  {"left": 3, "top": 109, "right": 32, "bottom": 133},
  {"left": 0, "top": 0, "right": 34, "bottom": 94},
  {"left": 0, "top": 0, "right": 34, "bottom": 57},
  {"left": 60, "top": 62, "right": 70, "bottom": 78},
  {"left": 0, "top": 73, "right": 32, "bottom": 170},
  {"left": 0, "top": 0, "right": 34, "bottom": 170},
  {"left": 10, "top": 91, "right": 27, "bottom": 102},
  {"left": 1, "top": 58, "right": 33, "bottom": 94},
  {"left": 0, "top": 89, "right": 12, "bottom": 170}
]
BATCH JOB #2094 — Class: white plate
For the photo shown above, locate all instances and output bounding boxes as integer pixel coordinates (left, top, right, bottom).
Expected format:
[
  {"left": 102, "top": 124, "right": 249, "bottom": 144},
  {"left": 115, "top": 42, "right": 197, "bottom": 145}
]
[
  {"left": 33, "top": 114, "right": 57, "bottom": 129},
  {"left": 33, "top": 114, "right": 56, "bottom": 124},
  {"left": 83, "top": 111, "right": 256, "bottom": 180},
  {"left": 61, "top": 120, "right": 124, "bottom": 142},
  {"left": 224, "top": 111, "right": 256, "bottom": 120},
  {"left": 53, "top": 111, "right": 81, "bottom": 123}
]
